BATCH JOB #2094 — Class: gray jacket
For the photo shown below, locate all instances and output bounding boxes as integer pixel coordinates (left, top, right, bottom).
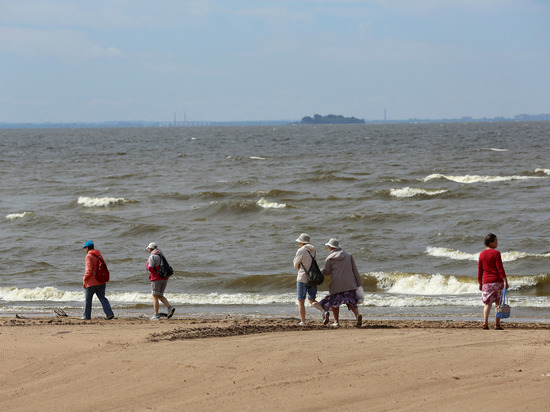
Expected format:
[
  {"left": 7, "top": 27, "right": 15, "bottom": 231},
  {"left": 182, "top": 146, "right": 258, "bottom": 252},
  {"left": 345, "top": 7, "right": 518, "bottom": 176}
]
[{"left": 322, "top": 248, "right": 362, "bottom": 294}]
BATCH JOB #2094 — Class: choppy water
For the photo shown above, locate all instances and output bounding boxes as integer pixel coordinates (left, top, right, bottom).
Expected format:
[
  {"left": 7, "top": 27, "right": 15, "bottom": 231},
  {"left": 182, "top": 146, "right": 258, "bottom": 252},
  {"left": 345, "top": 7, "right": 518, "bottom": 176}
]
[{"left": 1, "top": 122, "right": 549, "bottom": 322}]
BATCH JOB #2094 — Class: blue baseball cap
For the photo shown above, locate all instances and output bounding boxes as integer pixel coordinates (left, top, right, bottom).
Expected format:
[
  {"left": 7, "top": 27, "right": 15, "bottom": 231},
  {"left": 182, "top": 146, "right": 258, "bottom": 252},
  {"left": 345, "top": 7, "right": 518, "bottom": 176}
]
[{"left": 82, "top": 241, "right": 94, "bottom": 249}]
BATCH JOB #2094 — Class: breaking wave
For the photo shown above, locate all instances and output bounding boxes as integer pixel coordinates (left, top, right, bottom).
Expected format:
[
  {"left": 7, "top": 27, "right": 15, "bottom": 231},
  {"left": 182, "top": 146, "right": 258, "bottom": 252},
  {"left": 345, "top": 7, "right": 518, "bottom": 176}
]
[
  {"left": 78, "top": 196, "right": 134, "bottom": 207},
  {"left": 389, "top": 187, "right": 448, "bottom": 198},
  {"left": 422, "top": 174, "right": 545, "bottom": 184}
]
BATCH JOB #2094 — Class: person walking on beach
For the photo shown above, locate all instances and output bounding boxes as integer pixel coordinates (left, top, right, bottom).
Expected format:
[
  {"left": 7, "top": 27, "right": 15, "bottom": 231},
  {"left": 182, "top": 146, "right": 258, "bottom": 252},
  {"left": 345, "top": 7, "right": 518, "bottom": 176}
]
[
  {"left": 146, "top": 242, "right": 175, "bottom": 320},
  {"left": 478, "top": 233, "right": 509, "bottom": 330},
  {"left": 319, "top": 238, "right": 363, "bottom": 328},
  {"left": 82, "top": 241, "right": 115, "bottom": 320},
  {"left": 293, "top": 233, "right": 324, "bottom": 325}
]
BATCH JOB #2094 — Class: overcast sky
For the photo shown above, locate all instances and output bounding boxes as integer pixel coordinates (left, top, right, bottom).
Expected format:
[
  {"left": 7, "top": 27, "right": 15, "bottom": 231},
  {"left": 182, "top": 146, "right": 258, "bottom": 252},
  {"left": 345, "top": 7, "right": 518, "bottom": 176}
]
[{"left": 1, "top": 0, "right": 549, "bottom": 123}]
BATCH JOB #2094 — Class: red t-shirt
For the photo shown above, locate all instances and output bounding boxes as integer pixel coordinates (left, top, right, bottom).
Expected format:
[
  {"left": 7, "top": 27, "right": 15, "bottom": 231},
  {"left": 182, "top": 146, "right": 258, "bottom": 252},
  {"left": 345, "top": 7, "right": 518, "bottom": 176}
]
[{"left": 478, "top": 248, "right": 506, "bottom": 285}]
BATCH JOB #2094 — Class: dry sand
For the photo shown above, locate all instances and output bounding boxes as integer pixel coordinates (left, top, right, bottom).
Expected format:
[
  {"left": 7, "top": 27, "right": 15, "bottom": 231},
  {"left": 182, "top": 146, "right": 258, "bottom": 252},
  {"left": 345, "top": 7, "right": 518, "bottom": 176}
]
[{"left": 1, "top": 315, "right": 549, "bottom": 411}]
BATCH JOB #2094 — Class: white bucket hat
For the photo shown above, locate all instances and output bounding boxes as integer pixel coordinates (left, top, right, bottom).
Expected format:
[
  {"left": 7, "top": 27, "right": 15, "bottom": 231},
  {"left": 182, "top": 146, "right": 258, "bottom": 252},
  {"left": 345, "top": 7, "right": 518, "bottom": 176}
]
[
  {"left": 295, "top": 233, "right": 311, "bottom": 244},
  {"left": 325, "top": 238, "right": 341, "bottom": 249},
  {"left": 146, "top": 242, "right": 157, "bottom": 250}
]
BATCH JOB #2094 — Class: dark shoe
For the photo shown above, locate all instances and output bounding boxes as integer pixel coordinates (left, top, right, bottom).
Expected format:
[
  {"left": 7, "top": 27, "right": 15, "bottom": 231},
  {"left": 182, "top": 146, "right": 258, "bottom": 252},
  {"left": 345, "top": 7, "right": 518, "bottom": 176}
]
[
  {"left": 105, "top": 314, "right": 115, "bottom": 320},
  {"left": 355, "top": 314, "right": 363, "bottom": 328},
  {"left": 482, "top": 323, "right": 489, "bottom": 330},
  {"left": 167, "top": 306, "right": 175, "bottom": 319},
  {"left": 495, "top": 325, "right": 504, "bottom": 330}
]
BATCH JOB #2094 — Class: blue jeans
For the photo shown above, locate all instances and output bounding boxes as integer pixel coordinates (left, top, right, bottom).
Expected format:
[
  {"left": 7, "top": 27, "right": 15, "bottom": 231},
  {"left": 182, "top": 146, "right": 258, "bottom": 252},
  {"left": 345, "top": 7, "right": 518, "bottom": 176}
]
[
  {"left": 297, "top": 281, "right": 317, "bottom": 301},
  {"left": 83, "top": 283, "right": 114, "bottom": 319}
]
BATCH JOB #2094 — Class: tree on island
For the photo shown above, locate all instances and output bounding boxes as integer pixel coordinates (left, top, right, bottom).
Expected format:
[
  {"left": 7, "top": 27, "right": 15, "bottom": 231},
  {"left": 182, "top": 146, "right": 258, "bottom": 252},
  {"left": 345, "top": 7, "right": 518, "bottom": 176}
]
[{"left": 299, "top": 114, "right": 365, "bottom": 124}]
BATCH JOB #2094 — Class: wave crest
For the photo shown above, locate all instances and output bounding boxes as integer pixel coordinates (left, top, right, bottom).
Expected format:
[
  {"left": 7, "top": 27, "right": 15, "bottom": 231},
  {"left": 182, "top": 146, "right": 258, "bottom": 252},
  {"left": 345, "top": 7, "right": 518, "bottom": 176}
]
[
  {"left": 389, "top": 187, "right": 448, "bottom": 198},
  {"left": 77, "top": 196, "right": 134, "bottom": 207},
  {"left": 422, "top": 174, "right": 545, "bottom": 184}
]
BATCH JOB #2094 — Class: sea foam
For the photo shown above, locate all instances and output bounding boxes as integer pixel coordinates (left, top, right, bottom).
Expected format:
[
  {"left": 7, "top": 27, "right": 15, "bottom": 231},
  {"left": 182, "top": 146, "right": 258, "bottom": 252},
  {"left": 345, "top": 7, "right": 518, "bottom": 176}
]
[
  {"left": 6, "top": 212, "right": 33, "bottom": 220},
  {"left": 422, "top": 174, "right": 545, "bottom": 184},
  {"left": 390, "top": 187, "right": 448, "bottom": 198},
  {"left": 426, "top": 246, "right": 550, "bottom": 262},
  {"left": 77, "top": 196, "right": 132, "bottom": 207},
  {"left": 256, "top": 197, "right": 287, "bottom": 209}
]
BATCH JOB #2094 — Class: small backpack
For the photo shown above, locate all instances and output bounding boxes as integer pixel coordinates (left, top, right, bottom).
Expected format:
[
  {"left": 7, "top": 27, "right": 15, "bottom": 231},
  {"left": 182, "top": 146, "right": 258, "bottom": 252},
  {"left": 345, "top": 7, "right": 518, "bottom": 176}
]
[
  {"left": 301, "top": 250, "right": 324, "bottom": 286},
  {"left": 157, "top": 253, "right": 174, "bottom": 278},
  {"left": 96, "top": 255, "right": 110, "bottom": 283}
]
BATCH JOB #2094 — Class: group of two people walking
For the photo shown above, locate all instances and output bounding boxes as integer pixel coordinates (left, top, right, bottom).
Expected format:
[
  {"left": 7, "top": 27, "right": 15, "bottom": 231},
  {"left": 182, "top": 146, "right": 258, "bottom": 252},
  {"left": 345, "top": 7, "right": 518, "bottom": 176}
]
[
  {"left": 81, "top": 241, "right": 175, "bottom": 320},
  {"left": 293, "top": 233, "right": 363, "bottom": 328}
]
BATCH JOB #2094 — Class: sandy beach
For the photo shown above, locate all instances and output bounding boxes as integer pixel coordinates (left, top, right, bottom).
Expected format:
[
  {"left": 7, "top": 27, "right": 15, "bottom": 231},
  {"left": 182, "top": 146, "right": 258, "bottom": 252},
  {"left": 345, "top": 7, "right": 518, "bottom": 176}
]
[{"left": 1, "top": 315, "right": 549, "bottom": 411}]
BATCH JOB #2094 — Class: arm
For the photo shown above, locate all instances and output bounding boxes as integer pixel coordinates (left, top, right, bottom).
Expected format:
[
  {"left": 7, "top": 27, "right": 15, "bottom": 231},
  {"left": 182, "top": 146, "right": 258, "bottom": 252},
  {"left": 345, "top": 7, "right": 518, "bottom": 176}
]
[
  {"left": 83, "top": 254, "right": 96, "bottom": 288},
  {"left": 293, "top": 249, "right": 304, "bottom": 270},
  {"left": 478, "top": 257, "right": 483, "bottom": 291}
]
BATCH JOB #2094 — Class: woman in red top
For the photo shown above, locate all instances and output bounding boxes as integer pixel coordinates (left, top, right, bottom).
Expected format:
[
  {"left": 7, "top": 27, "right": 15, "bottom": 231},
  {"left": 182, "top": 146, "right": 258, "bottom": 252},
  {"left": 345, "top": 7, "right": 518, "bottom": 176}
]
[{"left": 478, "top": 233, "right": 509, "bottom": 330}]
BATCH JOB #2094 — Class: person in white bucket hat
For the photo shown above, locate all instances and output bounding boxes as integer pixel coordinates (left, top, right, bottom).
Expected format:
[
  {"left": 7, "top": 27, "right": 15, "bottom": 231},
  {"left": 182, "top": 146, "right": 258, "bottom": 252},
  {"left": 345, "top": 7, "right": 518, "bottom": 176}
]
[
  {"left": 293, "top": 233, "right": 325, "bottom": 325},
  {"left": 319, "top": 238, "right": 363, "bottom": 328}
]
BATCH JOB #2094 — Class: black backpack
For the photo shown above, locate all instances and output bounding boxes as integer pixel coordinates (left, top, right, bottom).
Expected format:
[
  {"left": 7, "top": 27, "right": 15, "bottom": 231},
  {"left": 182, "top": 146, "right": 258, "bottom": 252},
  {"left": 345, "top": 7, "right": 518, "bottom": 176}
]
[
  {"left": 157, "top": 253, "right": 174, "bottom": 278},
  {"left": 301, "top": 250, "right": 324, "bottom": 286}
]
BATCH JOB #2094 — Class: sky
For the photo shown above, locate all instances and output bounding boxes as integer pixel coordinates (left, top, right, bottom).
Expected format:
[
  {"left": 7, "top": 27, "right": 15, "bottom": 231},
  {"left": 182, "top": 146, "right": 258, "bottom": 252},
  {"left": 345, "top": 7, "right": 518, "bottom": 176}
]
[{"left": 1, "top": 0, "right": 549, "bottom": 123}]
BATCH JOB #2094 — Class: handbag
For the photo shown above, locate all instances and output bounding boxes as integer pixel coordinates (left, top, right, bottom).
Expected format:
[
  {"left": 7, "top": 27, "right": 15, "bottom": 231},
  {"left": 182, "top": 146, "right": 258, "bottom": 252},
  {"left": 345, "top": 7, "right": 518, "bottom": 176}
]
[
  {"left": 496, "top": 287, "right": 511, "bottom": 319},
  {"left": 356, "top": 286, "right": 365, "bottom": 304}
]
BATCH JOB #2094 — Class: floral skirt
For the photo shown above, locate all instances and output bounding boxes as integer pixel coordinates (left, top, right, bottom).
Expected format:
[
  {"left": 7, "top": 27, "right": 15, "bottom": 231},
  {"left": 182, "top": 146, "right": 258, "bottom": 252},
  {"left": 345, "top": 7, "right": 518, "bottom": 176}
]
[
  {"left": 481, "top": 282, "right": 504, "bottom": 305},
  {"left": 320, "top": 290, "right": 358, "bottom": 311}
]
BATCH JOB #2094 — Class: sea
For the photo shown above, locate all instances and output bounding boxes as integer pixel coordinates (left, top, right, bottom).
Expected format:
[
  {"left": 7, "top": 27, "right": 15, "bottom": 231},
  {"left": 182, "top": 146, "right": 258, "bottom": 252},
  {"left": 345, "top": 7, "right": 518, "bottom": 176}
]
[{"left": 1, "top": 122, "right": 550, "bottom": 322}]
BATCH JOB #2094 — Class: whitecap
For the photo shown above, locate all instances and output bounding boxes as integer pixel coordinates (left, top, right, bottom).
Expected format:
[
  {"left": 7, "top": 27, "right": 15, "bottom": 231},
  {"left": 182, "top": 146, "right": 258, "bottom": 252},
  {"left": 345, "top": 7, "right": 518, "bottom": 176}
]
[
  {"left": 77, "top": 196, "right": 132, "bottom": 207},
  {"left": 6, "top": 211, "right": 33, "bottom": 220},
  {"left": 422, "top": 173, "right": 545, "bottom": 184},
  {"left": 389, "top": 187, "right": 448, "bottom": 198},
  {"left": 256, "top": 197, "right": 287, "bottom": 209},
  {"left": 426, "top": 246, "right": 550, "bottom": 262},
  {"left": 534, "top": 168, "right": 550, "bottom": 175},
  {"left": 250, "top": 156, "right": 266, "bottom": 160}
]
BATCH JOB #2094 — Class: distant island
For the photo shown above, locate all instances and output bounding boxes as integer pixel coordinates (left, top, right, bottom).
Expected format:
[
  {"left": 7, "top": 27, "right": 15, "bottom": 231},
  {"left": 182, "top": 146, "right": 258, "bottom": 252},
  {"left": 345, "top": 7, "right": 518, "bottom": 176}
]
[{"left": 298, "top": 114, "right": 365, "bottom": 124}]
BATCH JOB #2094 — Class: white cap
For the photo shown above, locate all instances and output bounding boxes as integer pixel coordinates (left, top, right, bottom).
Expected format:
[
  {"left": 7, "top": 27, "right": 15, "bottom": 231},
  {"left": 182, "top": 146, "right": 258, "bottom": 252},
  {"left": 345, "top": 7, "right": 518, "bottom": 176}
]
[{"left": 146, "top": 242, "right": 157, "bottom": 250}]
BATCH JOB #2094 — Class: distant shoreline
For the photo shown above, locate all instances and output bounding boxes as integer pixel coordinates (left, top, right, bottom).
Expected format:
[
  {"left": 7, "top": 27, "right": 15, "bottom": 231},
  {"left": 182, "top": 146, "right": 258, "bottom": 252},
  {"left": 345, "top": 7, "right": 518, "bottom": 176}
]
[{"left": 1, "top": 114, "right": 549, "bottom": 129}]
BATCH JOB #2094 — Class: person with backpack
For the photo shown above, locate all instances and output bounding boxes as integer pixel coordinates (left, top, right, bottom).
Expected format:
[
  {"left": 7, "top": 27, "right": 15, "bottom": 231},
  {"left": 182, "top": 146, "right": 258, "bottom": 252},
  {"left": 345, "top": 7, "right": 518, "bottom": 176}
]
[
  {"left": 82, "top": 241, "right": 115, "bottom": 320},
  {"left": 146, "top": 242, "right": 175, "bottom": 320},
  {"left": 319, "top": 238, "right": 363, "bottom": 328},
  {"left": 293, "top": 233, "right": 325, "bottom": 325}
]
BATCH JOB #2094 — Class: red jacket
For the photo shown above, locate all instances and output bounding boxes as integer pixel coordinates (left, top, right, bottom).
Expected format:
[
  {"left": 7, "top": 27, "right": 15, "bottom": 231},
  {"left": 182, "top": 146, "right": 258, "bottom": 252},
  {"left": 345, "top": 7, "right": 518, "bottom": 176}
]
[
  {"left": 83, "top": 249, "right": 106, "bottom": 288},
  {"left": 478, "top": 248, "right": 506, "bottom": 285}
]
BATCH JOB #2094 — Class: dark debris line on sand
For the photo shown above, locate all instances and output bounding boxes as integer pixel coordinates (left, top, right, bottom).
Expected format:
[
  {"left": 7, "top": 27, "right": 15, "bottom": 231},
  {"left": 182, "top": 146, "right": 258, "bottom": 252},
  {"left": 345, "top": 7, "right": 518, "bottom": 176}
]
[{"left": 146, "top": 319, "right": 550, "bottom": 341}]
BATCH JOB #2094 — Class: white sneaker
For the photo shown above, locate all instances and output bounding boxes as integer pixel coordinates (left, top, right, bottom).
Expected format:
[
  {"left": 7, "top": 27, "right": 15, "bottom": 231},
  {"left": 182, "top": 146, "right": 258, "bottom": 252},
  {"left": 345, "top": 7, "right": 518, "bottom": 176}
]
[
  {"left": 331, "top": 322, "right": 341, "bottom": 328},
  {"left": 298, "top": 321, "right": 306, "bottom": 326},
  {"left": 150, "top": 314, "right": 160, "bottom": 321}
]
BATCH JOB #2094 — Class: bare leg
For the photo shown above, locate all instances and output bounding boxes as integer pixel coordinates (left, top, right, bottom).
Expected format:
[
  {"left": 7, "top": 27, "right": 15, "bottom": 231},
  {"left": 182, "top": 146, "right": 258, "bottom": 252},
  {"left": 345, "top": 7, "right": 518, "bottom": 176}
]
[
  {"left": 309, "top": 300, "right": 323, "bottom": 312},
  {"left": 483, "top": 303, "right": 492, "bottom": 327},
  {"left": 298, "top": 299, "right": 306, "bottom": 322},
  {"left": 332, "top": 306, "right": 340, "bottom": 324}
]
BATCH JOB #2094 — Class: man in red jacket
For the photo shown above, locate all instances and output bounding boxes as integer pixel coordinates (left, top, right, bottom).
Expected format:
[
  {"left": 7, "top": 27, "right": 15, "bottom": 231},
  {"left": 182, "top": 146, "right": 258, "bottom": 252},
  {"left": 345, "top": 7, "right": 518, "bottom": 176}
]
[{"left": 82, "top": 241, "right": 115, "bottom": 320}]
